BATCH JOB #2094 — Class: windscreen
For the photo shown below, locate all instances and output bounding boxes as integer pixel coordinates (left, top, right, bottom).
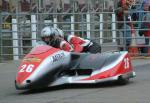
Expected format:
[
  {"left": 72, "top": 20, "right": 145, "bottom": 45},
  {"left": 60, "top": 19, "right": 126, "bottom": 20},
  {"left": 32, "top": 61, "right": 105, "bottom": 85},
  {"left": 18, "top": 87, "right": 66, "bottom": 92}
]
[{"left": 30, "top": 45, "right": 53, "bottom": 55}]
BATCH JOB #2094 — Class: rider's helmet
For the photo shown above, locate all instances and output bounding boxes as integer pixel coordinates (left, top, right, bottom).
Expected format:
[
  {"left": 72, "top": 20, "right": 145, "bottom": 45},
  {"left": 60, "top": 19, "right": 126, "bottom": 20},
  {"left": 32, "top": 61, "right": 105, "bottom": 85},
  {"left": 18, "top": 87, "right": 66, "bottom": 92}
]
[{"left": 41, "top": 26, "right": 55, "bottom": 43}]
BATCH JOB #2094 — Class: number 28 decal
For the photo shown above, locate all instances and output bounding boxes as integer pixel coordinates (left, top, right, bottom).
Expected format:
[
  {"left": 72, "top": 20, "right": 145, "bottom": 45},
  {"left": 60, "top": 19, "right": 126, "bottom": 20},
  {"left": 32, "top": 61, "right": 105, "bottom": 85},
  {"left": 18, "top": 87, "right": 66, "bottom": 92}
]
[
  {"left": 19, "top": 64, "right": 34, "bottom": 73},
  {"left": 124, "top": 58, "right": 129, "bottom": 69}
]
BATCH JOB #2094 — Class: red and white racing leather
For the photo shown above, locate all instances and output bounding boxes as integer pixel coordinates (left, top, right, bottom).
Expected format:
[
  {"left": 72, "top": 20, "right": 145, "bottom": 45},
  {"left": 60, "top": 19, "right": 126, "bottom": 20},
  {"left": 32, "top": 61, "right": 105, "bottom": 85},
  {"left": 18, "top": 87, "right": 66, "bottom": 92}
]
[
  {"left": 60, "top": 40, "right": 74, "bottom": 52},
  {"left": 67, "top": 35, "right": 92, "bottom": 52}
]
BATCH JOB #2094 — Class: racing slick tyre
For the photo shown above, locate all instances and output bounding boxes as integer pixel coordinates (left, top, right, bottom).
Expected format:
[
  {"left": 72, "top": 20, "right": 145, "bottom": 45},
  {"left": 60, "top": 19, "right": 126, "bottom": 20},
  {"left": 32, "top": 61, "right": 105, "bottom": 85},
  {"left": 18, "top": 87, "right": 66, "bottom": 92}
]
[{"left": 117, "top": 75, "right": 129, "bottom": 85}]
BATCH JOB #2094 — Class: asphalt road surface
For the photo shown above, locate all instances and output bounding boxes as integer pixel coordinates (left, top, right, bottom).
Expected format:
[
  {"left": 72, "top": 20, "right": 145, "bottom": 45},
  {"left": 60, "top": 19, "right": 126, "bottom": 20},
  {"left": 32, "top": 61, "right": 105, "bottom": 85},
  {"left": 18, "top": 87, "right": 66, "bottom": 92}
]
[{"left": 0, "top": 60, "right": 150, "bottom": 103}]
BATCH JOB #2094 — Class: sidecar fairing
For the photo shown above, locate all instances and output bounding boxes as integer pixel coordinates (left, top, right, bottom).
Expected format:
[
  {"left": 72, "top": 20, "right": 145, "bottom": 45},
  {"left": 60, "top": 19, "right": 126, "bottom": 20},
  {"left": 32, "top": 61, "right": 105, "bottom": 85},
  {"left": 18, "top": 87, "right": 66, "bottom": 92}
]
[{"left": 50, "top": 51, "right": 136, "bottom": 86}]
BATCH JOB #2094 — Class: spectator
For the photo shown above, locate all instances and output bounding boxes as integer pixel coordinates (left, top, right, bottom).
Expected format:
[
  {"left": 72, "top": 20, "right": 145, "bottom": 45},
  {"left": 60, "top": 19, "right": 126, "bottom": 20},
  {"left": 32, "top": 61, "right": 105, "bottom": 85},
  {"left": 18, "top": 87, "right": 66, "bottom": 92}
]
[
  {"left": 20, "top": 0, "right": 30, "bottom": 12},
  {"left": 2, "top": 0, "right": 10, "bottom": 12},
  {"left": 115, "top": 0, "right": 134, "bottom": 51},
  {"left": 139, "top": 1, "right": 150, "bottom": 55},
  {"left": 134, "top": 0, "right": 150, "bottom": 28}
]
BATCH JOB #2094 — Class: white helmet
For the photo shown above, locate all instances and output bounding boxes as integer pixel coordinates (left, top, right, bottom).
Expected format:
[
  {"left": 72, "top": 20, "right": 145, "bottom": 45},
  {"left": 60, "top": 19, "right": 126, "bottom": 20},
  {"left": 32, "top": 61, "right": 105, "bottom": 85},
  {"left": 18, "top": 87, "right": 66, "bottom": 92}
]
[
  {"left": 54, "top": 27, "right": 64, "bottom": 37},
  {"left": 41, "top": 26, "right": 55, "bottom": 37}
]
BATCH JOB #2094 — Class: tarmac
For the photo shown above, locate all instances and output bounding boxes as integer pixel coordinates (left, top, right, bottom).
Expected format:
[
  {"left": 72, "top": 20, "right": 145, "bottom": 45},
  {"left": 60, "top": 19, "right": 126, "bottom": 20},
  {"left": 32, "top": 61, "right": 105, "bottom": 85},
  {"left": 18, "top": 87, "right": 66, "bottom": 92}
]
[{"left": 131, "top": 57, "right": 150, "bottom": 67}]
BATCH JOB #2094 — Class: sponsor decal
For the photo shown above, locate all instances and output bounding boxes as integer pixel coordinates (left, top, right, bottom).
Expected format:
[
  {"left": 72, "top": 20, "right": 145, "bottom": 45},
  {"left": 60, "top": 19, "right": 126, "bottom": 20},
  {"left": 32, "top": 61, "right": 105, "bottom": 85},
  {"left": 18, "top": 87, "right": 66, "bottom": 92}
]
[
  {"left": 124, "top": 57, "right": 129, "bottom": 69},
  {"left": 52, "top": 52, "right": 65, "bottom": 62},
  {"left": 23, "top": 56, "right": 41, "bottom": 62}
]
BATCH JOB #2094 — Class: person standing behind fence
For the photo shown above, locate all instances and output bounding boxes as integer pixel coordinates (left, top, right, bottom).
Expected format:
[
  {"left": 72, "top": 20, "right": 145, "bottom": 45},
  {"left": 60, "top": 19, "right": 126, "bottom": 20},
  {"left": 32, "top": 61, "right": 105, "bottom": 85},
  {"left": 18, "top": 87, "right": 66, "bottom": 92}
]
[
  {"left": 139, "top": 0, "right": 150, "bottom": 56},
  {"left": 116, "top": 0, "right": 134, "bottom": 51}
]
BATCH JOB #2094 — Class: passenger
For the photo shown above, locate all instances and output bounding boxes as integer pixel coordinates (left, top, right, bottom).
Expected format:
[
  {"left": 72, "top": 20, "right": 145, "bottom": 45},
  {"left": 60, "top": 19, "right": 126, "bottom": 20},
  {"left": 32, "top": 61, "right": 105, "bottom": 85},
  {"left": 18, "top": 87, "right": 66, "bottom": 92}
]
[{"left": 40, "top": 26, "right": 101, "bottom": 53}]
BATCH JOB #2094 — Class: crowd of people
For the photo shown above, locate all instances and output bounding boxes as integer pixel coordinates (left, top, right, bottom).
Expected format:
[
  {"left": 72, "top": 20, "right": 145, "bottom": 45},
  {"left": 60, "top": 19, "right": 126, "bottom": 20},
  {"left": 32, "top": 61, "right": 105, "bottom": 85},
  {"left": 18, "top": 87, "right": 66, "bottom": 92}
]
[
  {"left": 138, "top": 0, "right": 150, "bottom": 55},
  {"left": 116, "top": 0, "right": 150, "bottom": 55},
  {"left": 1, "top": 0, "right": 150, "bottom": 55},
  {"left": 36, "top": 0, "right": 150, "bottom": 55}
]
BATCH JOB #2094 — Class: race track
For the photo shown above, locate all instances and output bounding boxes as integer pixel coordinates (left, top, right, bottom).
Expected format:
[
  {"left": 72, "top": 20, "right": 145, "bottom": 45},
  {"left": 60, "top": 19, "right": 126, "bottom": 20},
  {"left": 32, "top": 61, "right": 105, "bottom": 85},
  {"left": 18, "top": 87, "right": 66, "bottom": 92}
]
[{"left": 0, "top": 60, "right": 150, "bottom": 103}]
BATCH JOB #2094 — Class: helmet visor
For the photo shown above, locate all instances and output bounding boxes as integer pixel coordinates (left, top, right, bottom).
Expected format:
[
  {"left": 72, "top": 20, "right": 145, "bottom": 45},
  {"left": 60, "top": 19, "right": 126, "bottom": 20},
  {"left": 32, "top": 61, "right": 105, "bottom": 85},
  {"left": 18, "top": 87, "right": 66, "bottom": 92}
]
[{"left": 42, "top": 35, "right": 55, "bottom": 43}]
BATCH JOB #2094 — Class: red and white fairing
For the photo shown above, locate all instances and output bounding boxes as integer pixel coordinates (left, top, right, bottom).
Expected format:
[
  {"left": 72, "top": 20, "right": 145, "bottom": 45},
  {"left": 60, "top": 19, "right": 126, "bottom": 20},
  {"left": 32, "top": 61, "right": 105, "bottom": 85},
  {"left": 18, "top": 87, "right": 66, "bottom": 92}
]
[
  {"left": 51, "top": 51, "right": 135, "bottom": 85},
  {"left": 15, "top": 45, "right": 136, "bottom": 90},
  {"left": 15, "top": 45, "right": 71, "bottom": 89}
]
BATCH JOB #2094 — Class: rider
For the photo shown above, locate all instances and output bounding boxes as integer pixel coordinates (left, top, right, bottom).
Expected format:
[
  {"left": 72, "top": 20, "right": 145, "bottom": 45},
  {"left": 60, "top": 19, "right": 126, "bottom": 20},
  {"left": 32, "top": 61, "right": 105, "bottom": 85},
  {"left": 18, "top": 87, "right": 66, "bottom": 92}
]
[{"left": 40, "top": 26, "right": 101, "bottom": 53}]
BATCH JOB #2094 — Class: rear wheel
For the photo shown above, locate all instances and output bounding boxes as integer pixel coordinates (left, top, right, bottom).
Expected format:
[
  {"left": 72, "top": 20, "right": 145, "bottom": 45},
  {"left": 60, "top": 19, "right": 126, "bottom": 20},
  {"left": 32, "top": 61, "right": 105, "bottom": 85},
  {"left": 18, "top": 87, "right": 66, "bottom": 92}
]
[{"left": 117, "top": 76, "right": 129, "bottom": 85}]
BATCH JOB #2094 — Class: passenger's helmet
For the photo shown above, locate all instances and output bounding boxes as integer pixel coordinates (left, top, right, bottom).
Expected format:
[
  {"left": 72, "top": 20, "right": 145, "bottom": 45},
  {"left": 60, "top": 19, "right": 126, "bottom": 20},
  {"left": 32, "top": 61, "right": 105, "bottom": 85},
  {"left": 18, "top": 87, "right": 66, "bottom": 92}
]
[{"left": 54, "top": 27, "right": 64, "bottom": 38}]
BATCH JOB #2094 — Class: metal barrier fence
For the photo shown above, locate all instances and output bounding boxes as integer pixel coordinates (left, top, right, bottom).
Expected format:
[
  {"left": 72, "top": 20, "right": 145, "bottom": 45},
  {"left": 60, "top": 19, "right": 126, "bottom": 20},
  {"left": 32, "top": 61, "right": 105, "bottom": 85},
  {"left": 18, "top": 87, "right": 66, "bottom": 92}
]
[{"left": 0, "top": 0, "right": 149, "bottom": 62}]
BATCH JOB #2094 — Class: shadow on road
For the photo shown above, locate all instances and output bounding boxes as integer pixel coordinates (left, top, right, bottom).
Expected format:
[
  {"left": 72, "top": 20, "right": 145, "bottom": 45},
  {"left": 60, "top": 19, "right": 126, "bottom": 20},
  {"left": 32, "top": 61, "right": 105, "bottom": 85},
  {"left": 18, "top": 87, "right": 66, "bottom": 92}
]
[{"left": 17, "top": 81, "right": 134, "bottom": 95}]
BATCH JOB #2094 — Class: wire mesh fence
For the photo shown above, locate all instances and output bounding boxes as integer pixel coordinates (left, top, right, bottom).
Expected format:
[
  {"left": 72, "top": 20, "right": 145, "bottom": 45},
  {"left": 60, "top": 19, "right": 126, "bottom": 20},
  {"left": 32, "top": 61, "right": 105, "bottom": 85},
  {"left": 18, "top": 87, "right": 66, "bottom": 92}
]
[{"left": 0, "top": 0, "right": 150, "bottom": 62}]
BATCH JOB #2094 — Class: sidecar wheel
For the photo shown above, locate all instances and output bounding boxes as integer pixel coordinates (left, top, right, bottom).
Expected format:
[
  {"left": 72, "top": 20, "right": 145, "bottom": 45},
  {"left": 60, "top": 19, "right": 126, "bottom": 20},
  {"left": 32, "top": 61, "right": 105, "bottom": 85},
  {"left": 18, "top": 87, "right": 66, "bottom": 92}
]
[{"left": 117, "top": 76, "right": 129, "bottom": 85}]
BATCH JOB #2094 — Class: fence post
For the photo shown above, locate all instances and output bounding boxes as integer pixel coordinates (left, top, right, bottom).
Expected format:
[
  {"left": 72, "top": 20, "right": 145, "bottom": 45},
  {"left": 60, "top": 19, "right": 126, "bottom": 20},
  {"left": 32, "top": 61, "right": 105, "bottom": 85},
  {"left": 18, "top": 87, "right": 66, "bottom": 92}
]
[
  {"left": 99, "top": 13, "right": 103, "bottom": 44},
  {"left": 148, "top": 37, "right": 150, "bottom": 55},
  {"left": 53, "top": 18, "right": 57, "bottom": 28},
  {"left": 31, "top": 15, "right": 37, "bottom": 46},
  {"left": 112, "top": 13, "right": 116, "bottom": 42},
  {"left": 86, "top": 13, "right": 90, "bottom": 39},
  {"left": 12, "top": 19, "right": 19, "bottom": 60},
  {"left": 0, "top": 10, "right": 2, "bottom": 62},
  {"left": 71, "top": 15, "right": 75, "bottom": 35}
]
